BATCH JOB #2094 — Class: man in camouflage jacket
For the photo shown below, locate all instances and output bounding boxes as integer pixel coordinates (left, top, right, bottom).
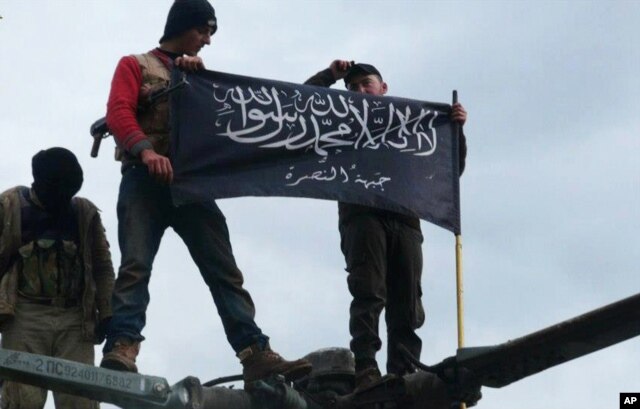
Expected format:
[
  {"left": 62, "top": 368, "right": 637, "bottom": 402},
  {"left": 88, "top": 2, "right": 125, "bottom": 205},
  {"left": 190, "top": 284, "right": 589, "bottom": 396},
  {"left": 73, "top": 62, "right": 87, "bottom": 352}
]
[{"left": 0, "top": 147, "right": 115, "bottom": 409}]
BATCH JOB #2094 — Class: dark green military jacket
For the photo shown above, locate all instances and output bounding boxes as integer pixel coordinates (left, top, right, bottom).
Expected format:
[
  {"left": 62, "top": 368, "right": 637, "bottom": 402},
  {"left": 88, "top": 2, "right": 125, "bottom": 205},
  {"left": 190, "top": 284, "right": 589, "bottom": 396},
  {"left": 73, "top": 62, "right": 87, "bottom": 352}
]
[{"left": 0, "top": 186, "right": 115, "bottom": 343}]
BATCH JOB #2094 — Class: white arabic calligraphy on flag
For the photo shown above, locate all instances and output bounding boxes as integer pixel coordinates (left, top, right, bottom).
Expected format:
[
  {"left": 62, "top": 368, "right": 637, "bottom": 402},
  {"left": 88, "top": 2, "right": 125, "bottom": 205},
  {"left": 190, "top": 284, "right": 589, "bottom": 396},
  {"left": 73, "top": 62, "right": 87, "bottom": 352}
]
[{"left": 170, "top": 69, "right": 461, "bottom": 234}]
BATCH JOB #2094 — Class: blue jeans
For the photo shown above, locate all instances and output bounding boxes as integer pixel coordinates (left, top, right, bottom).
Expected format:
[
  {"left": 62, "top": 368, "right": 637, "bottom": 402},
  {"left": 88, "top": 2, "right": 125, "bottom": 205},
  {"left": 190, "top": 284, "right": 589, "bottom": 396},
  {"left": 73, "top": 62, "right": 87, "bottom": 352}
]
[{"left": 104, "top": 165, "right": 268, "bottom": 353}]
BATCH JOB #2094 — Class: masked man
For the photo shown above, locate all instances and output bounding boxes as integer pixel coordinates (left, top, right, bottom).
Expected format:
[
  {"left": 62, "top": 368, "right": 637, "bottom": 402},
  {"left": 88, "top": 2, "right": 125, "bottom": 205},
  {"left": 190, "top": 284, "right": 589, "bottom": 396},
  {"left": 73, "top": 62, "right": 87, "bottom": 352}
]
[
  {"left": 101, "top": 0, "right": 311, "bottom": 383},
  {"left": 0, "top": 147, "right": 114, "bottom": 409},
  {"left": 305, "top": 61, "right": 468, "bottom": 390}
]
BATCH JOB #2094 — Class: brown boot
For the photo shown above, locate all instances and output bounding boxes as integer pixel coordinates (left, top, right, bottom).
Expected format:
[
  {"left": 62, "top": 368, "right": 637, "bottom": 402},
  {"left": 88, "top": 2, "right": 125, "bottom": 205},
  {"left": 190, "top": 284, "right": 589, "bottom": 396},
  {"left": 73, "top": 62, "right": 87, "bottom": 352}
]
[
  {"left": 100, "top": 339, "right": 140, "bottom": 373},
  {"left": 238, "top": 343, "right": 312, "bottom": 383},
  {"left": 354, "top": 367, "right": 382, "bottom": 392}
]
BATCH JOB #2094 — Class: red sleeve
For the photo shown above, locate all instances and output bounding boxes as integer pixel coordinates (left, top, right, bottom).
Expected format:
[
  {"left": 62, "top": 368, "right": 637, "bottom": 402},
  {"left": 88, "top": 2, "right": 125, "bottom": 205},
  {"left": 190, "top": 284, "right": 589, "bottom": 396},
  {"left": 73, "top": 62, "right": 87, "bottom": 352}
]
[{"left": 106, "top": 56, "right": 152, "bottom": 156}]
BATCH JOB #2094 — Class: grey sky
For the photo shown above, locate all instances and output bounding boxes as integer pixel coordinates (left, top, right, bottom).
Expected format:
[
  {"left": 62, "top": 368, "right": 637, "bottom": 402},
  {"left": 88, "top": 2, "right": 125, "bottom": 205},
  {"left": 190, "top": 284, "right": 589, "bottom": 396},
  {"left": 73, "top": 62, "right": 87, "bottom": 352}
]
[{"left": 0, "top": 1, "right": 638, "bottom": 408}]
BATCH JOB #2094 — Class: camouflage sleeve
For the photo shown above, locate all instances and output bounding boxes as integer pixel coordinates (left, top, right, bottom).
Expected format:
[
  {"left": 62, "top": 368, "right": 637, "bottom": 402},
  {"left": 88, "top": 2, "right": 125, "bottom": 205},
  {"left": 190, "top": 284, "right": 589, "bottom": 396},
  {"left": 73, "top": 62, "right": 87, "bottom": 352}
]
[
  {"left": 90, "top": 212, "right": 115, "bottom": 321},
  {"left": 304, "top": 68, "right": 337, "bottom": 87}
]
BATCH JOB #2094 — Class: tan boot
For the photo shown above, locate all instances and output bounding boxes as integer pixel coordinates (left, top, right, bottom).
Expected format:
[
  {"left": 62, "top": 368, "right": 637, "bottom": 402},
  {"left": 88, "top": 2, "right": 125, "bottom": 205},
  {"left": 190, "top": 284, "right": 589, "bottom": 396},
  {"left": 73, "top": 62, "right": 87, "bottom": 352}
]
[
  {"left": 100, "top": 339, "right": 140, "bottom": 373},
  {"left": 354, "top": 367, "right": 382, "bottom": 392},
  {"left": 238, "top": 343, "right": 312, "bottom": 383}
]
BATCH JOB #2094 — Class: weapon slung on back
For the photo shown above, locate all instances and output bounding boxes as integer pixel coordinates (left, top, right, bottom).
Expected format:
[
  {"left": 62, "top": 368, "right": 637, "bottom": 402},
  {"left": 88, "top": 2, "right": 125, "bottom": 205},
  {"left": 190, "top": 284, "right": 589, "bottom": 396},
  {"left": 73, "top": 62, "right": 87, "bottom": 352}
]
[
  {"left": 90, "top": 117, "right": 109, "bottom": 158},
  {"left": 89, "top": 74, "right": 189, "bottom": 158}
]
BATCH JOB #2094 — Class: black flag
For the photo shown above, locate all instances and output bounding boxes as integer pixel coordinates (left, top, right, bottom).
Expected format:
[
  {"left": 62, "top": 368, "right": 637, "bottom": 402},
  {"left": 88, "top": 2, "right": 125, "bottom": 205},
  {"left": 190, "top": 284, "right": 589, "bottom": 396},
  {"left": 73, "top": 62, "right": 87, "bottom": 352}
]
[{"left": 170, "top": 69, "right": 461, "bottom": 234}]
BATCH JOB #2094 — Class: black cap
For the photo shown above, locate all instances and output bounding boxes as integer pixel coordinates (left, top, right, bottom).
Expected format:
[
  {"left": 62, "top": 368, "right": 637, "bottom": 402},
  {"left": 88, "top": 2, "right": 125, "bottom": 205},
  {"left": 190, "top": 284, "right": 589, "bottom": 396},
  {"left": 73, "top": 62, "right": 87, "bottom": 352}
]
[
  {"left": 160, "top": 0, "right": 217, "bottom": 44},
  {"left": 344, "top": 63, "right": 383, "bottom": 87}
]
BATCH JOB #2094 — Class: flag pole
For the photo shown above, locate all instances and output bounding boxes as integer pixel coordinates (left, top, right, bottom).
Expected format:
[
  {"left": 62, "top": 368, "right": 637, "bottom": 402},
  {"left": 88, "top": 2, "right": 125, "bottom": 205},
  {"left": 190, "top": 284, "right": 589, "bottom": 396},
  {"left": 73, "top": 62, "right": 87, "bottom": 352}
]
[
  {"left": 455, "top": 234, "right": 465, "bottom": 348},
  {"left": 453, "top": 90, "right": 466, "bottom": 409}
]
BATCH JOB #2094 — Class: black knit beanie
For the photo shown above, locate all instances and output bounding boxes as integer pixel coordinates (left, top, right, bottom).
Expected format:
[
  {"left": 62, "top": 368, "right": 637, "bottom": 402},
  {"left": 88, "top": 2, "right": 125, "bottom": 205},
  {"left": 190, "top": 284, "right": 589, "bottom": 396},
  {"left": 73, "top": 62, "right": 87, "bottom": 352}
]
[
  {"left": 31, "top": 147, "right": 83, "bottom": 212},
  {"left": 159, "top": 0, "right": 217, "bottom": 43}
]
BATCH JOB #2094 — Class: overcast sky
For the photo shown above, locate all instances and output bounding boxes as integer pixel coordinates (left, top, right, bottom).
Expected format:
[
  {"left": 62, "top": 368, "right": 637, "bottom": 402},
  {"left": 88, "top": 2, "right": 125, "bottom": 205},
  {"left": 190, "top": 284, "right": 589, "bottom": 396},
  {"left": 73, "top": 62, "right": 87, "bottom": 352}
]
[{"left": 0, "top": 1, "right": 639, "bottom": 408}]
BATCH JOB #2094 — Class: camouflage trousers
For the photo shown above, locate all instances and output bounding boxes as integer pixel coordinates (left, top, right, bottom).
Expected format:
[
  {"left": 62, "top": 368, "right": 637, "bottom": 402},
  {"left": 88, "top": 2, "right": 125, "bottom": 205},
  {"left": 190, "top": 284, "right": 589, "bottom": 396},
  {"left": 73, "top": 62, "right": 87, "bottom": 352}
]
[
  {"left": 339, "top": 212, "right": 426, "bottom": 376},
  {"left": 0, "top": 301, "right": 98, "bottom": 409}
]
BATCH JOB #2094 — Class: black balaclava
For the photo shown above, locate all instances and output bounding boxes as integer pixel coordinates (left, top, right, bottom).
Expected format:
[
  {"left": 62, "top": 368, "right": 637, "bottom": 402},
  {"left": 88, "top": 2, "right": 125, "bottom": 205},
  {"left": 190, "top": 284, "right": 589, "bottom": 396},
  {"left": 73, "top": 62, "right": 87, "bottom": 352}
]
[
  {"left": 159, "top": 0, "right": 217, "bottom": 43},
  {"left": 31, "top": 147, "right": 83, "bottom": 213}
]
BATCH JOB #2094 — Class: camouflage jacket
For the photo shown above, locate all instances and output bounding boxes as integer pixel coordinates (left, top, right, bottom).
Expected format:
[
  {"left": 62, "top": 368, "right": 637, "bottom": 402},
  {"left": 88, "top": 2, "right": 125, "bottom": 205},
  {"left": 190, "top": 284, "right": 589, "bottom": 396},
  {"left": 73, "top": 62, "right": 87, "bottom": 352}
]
[{"left": 0, "top": 186, "right": 115, "bottom": 342}]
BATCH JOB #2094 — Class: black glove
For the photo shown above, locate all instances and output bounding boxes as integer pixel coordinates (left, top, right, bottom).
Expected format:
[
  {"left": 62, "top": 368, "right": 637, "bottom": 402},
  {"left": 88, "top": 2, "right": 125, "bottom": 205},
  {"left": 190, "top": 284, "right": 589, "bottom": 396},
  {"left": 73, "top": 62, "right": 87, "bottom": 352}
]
[
  {"left": 94, "top": 317, "right": 111, "bottom": 344},
  {"left": 449, "top": 368, "right": 482, "bottom": 409},
  {"left": 440, "top": 364, "right": 482, "bottom": 408}
]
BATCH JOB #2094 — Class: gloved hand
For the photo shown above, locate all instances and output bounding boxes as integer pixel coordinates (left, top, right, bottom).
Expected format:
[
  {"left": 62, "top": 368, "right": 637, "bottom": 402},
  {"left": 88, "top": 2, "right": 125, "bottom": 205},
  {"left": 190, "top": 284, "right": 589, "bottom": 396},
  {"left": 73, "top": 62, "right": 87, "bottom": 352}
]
[
  {"left": 439, "top": 362, "right": 482, "bottom": 408},
  {"left": 449, "top": 368, "right": 482, "bottom": 409},
  {"left": 94, "top": 317, "right": 112, "bottom": 344}
]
